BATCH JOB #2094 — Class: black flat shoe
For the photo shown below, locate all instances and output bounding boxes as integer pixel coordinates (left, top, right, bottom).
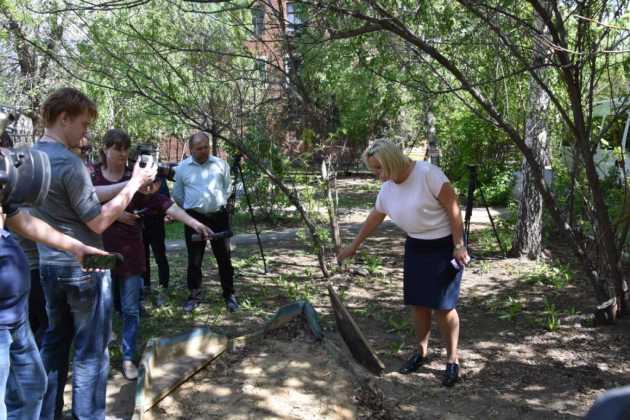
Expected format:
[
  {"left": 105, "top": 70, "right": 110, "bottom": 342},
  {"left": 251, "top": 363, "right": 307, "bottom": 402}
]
[
  {"left": 398, "top": 350, "right": 424, "bottom": 374},
  {"left": 442, "top": 362, "right": 459, "bottom": 387}
]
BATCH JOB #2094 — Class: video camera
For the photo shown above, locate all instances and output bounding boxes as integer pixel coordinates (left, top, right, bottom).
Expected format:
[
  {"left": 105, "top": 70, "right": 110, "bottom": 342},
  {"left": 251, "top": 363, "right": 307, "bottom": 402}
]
[
  {"left": 130, "top": 143, "right": 177, "bottom": 181},
  {"left": 0, "top": 111, "right": 51, "bottom": 208}
]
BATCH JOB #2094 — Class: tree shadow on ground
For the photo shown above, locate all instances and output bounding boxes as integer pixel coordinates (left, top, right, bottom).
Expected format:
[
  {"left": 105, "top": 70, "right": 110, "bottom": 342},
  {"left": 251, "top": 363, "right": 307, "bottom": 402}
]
[{"left": 150, "top": 321, "right": 357, "bottom": 419}]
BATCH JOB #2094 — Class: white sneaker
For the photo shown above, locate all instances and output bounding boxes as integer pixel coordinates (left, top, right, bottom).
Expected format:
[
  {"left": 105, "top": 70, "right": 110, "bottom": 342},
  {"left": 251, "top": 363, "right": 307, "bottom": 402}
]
[{"left": 122, "top": 360, "right": 138, "bottom": 380}]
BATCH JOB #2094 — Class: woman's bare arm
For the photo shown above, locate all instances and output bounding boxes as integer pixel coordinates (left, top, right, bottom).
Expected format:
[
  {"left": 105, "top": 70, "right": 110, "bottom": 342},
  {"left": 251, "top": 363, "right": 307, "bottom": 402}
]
[{"left": 338, "top": 208, "right": 386, "bottom": 261}]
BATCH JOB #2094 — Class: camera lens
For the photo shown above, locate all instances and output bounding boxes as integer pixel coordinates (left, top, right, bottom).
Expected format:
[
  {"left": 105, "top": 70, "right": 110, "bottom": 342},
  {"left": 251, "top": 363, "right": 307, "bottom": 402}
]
[
  {"left": 0, "top": 147, "right": 51, "bottom": 207},
  {"left": 157, "top": 163, "right": 176, "bottom": 181}
]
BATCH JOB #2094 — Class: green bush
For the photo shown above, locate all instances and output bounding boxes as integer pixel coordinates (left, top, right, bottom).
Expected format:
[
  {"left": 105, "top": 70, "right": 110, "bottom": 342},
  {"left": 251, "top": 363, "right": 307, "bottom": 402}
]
[
  {"left": 439, "top": 110, "right": 520, "bottom": 206},
  {"left": 550, "top": 148, "right": 629, "bottom": 250}
]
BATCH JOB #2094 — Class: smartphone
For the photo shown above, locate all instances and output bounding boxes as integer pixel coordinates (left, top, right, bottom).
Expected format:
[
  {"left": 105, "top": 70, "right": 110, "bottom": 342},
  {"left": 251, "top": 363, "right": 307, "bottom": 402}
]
[
  {"left": 83, "top": 253, "right": 124, "bottom": 270},
  {"left": 138, "top": 154, "right": 155, "bottom": 168},
  {"left": 450, "top": 255, "right": 472, "bottom": 271},
  {"left": 133, "top": 208, "right": 148, "bottom": 216}
]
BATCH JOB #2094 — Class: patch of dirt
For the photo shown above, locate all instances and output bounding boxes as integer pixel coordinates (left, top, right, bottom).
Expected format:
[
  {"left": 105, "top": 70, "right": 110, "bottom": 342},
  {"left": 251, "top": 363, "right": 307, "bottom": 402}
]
[{"left": 152, "top": 322, "right": 357, "bottom": 419}]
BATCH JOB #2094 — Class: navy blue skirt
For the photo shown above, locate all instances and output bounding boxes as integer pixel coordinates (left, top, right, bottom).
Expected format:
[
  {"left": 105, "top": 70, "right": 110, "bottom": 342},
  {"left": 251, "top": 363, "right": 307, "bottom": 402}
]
[{"left": 403, "top": 235, "right": 462, "bottom": 310}]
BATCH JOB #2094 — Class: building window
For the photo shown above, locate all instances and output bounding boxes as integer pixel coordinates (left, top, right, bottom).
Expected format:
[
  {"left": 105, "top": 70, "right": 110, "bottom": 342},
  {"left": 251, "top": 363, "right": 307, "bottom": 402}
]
[
  {"left": 286, "top": 2, "right": 302, "bottom": 34},
  {"left": 255, "top": 57, "right": 267, "bottom": 83},
  {"left": 252, "top": 6, "right": 264, "bottom": 37}
]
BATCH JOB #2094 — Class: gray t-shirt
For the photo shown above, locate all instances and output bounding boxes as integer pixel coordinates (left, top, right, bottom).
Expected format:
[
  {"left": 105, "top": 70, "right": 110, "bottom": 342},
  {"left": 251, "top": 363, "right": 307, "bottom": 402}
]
[{"left": 33, "top": 139, "right": 102, "bottom": 266}]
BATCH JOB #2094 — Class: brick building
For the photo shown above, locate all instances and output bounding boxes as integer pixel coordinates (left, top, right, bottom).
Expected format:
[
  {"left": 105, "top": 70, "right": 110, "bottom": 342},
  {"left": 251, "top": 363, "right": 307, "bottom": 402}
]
[
  {"left": 245, "top": 1, "right": 305, "bottom": 153},
  {"left": 156, "top": 1, "right": 305, "bottom": 163}
]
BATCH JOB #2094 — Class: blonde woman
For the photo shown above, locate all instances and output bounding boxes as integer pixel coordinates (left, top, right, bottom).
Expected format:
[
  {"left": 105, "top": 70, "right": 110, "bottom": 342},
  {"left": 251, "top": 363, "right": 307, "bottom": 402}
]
[{"left": 338, "top": 139, "right": 469, "bottom": 387}]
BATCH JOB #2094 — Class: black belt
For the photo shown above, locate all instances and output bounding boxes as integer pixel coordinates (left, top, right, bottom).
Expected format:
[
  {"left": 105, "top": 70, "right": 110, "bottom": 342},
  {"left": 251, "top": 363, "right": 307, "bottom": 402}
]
[{"left": 188, "top": 206, "right": 225, "bottom": 216}]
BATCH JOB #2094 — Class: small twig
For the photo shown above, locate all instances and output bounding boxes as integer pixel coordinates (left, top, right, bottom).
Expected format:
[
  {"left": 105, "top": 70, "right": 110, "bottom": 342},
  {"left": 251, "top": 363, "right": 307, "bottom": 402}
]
[{"left": 573, "top": 14, "right": 630, "bottom": 32}]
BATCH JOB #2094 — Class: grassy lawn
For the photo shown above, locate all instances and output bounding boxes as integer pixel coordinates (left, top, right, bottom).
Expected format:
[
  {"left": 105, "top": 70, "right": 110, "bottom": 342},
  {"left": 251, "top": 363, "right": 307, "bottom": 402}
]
[
  {"left": 163, "top": 209, "right": 305, "bottom": 242},
  {"left": 163, "top": 220, "right": 184, "bottom": 241}
]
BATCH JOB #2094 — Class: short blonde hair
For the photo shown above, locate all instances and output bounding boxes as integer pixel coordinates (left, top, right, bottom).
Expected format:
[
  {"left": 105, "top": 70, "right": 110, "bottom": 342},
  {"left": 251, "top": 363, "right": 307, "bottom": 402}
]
[{"left": 362, "top": 138, "right": 410, "bottom": 179}]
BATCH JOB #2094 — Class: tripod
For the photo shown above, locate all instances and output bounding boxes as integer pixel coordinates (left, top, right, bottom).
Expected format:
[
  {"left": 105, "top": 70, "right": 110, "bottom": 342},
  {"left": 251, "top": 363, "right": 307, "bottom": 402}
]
[
  {"left": 463, "top": 165, "right": 507, "bottom": 257},
  {"left": 228, "top": 154, "right": 268, "bottom": 273}
]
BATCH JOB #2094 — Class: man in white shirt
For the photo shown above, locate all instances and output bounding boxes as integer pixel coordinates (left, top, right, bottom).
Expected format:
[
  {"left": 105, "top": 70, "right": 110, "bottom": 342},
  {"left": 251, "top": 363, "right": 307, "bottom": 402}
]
[{"left": 173, "top": 132, "right": 238, "bottom": 313}]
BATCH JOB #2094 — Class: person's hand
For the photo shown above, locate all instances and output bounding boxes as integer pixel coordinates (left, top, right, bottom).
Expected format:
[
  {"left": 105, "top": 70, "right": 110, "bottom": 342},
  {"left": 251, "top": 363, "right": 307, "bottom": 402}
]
[
  {"left": 453, "top": 247, "right": 470, "bottom": 268},
  {"left": 118, "top": 211, "right": 139, "bottom": 226},
  {"left": 73, "top": 245, "right": 110, "bottom": 272},
  {"left": 164, "top": 214, "right": 174, "bottom": 224},
  {"left": 337, "top": 246, "right": 357, "bottom": 262},
  {"left": 192, "top": 221, "right": 213, "bottom": 240},
  {"left": 139, "top": 180, "right": 161, "bottom": 195},
  {"left": 130, "top": 158, "right": 157, "bottom": 190}
]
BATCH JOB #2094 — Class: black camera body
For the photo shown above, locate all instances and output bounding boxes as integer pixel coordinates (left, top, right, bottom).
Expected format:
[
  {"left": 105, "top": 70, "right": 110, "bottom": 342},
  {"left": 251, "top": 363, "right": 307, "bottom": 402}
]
[
  {"left": 0, "top": 110, "right": 51, "bottom": 209},
  {"left": 0, "top": 147, "right": 51, "bottom": 208},
  {"left": 132, "top": 143, "right": 176, "bottom": 181}
]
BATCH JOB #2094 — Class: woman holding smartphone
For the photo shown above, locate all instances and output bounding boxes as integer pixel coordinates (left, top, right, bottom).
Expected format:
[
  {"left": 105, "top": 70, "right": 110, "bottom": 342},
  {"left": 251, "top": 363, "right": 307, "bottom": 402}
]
[{"left": 93, "top": 129, "right": 211, "bottom": 380}]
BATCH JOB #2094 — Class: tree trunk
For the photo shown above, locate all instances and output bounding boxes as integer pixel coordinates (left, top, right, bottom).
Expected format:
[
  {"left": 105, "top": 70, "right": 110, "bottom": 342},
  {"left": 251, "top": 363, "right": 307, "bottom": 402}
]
[
  {"left": 510, "top": 5, "right": 551, "bottom": 260},
  {"left": 210, "top": 128, "right": 218, "bottom": 156},
  {"left": 322, "top": 158, "right": 342, "bottom": 262},
  {"left": 424, "top": 105, "right": 440, "bottom": 167},
  {"left": 1, "top": 5, "right": 64, "bottom": 140}
]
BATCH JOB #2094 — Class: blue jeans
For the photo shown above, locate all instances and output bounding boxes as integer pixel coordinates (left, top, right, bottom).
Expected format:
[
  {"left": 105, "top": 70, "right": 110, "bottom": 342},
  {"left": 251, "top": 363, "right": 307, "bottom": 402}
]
[
  {"left": 0, "top": 320, "right": 47, "bottom": 420},
  {"left": 112, "top": 274, "right": 143, "bottom": 361},
  {"left": 586, "top": 386, "right": 630, "bottom": 419},
  {"left": 39, "top": 265, "right": 112, "bottom": 420}
]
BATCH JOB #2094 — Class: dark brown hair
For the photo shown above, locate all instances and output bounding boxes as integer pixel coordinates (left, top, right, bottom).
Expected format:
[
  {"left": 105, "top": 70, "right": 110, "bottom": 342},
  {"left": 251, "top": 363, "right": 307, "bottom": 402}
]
[
  {"left": 99, "top": 129, "right": 131, "bottom": 169},
  {"left": 41, "top": 87, "right": 97, "bottom": 128}
]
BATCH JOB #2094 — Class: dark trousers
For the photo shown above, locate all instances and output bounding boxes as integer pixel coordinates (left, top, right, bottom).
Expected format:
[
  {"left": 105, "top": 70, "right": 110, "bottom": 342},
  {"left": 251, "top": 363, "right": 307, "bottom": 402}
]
[
  {"left": 28, "top": 268, "right": 48, "bottom": 348},
  {"left": 184, "top": 209, "right": 234, "bottom": 299},
  {"left": 142, "top": 216, "right": 170, "bottom": 289}
]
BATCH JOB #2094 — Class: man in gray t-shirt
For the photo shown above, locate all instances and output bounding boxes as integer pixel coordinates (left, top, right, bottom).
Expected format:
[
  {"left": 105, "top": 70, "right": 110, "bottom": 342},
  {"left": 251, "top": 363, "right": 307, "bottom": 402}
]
[
  {"left": 33, "top": 141, "right": 102, "bottom": 264},
  {"left": 34, "top": 87, "right": 156, "bottom": 420}
]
